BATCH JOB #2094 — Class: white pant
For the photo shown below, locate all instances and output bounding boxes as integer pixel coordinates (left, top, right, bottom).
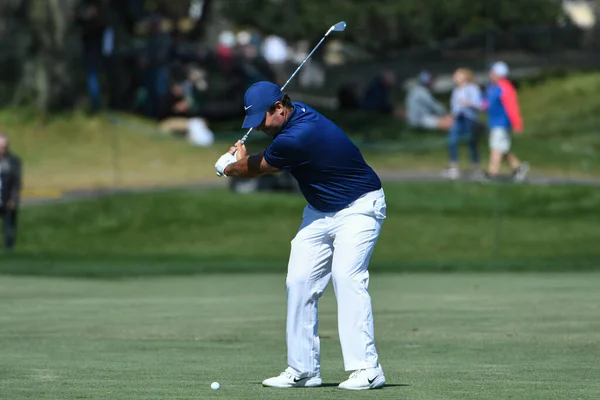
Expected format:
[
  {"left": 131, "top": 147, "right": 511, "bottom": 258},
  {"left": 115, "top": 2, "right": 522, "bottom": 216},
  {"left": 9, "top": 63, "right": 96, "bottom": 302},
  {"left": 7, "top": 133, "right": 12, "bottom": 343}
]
[{"left": 285, "top": 188, "right": 386, "bottom": 375}]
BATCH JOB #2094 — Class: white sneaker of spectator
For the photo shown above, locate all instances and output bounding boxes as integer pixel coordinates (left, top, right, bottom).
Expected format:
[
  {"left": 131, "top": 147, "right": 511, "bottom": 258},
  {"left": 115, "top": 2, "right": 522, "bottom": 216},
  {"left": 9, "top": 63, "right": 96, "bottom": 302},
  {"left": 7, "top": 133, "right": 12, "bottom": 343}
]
[{"left": 442, "top": 167, "right": 460, "bottom": 180}]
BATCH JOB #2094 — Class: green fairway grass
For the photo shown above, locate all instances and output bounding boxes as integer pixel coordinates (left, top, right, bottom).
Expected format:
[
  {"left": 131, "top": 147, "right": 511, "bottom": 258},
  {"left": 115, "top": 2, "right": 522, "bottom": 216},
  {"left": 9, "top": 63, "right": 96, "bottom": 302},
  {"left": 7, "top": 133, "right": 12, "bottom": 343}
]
[
  {"left": 1, "top": 273, "right": 599, "bottom": 399},
  {"left": 2, "top": 182, "right": 599, "bottom": 276},
  {"left": 2, "top": 72, "right": 600, "bottom": 197}
]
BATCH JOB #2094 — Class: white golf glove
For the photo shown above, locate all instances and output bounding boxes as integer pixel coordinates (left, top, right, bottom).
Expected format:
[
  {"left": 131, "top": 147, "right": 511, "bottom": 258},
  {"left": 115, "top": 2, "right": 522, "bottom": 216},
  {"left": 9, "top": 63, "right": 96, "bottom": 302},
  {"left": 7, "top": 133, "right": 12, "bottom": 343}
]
[{"left": 215, "top": 152, "right": 237, "bottom": 176}]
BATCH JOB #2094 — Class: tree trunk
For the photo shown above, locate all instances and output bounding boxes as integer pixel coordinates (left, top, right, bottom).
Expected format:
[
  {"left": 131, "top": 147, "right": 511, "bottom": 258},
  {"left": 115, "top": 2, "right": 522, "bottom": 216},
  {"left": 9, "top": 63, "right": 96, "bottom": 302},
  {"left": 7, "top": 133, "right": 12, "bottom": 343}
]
[
  {"left": 592, "top": 1, "right": 600, "bottom": 52},
  {"left": 12, "top": 0, "right": 75, "bottom": 119}
]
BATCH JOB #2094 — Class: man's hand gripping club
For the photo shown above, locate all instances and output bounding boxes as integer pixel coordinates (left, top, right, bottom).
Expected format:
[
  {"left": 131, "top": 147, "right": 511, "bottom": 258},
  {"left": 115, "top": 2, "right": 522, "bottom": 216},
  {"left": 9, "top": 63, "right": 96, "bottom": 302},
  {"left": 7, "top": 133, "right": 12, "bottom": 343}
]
[{"left": 214, "top": 141, "right": 247, "bottom": 177}]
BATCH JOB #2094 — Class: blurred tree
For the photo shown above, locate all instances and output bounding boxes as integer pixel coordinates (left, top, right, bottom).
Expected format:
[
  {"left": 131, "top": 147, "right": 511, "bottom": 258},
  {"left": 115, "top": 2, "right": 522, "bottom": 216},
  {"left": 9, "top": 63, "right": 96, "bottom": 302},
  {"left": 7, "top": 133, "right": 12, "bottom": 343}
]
[
  {"left": 10, "top": 0, "right": 77, "bottom": 117},
  {"left": 590, "top": 0, "right": 600, "bottom": 51},
  {"left": 219, "top": 0, "right": 564, "bottom": 56},
  {"left": 0, "top": 0, "right": 569, "bottom": 114}
]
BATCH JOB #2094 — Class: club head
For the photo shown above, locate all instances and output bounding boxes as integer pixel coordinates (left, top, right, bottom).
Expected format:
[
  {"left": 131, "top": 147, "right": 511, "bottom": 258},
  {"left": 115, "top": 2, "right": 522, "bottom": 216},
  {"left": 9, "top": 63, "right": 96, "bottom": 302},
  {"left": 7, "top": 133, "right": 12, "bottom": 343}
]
[
  {"left": 332, "top": 21, "right": 347, "bottom": 32},
  {"left": 326, "top": 21, "right": 347, "bottom": 36}
]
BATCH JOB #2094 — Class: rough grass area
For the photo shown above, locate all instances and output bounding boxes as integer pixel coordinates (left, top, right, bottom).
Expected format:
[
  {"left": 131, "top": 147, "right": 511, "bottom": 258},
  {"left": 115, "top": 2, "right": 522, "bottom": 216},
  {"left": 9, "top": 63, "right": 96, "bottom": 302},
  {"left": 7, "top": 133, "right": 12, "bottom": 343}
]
[
  {"left": 0, "top": 110, "right": 225, "bottom": 193},
  {"left": 2, "top": 182, "right": 599, "bottom": 276}
]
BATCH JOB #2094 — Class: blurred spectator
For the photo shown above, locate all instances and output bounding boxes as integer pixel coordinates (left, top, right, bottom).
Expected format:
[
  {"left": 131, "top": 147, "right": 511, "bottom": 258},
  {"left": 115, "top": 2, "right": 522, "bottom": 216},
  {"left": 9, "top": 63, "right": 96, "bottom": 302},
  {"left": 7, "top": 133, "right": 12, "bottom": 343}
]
[
  {"left": 261, "top": 34, "right": 288, "bottom": 85},
  {"left": 161, "top": 80, "right": 193, "bottom": 119},
  {"left": 0, "top": 134, "right": 21, "bottom": 251},
  {"left": 337, "top": 82, "right": 360, "bottom": 110},
  {"left": 138, "top": 11, "right": 172, "bottom": 120},
  {"left": 483, "top": 61, "right": 529, "bottom": 182},
  {"left": 298, "top": 59, "right": 325, "bottom": 89},
  {"left": 74, "top": 0, "right": 110, "bottom": 112},
  {"left": 360, "top": 70, "right": 404, "bottom": 119},
  {"left": 443, "top": 68, "right": 484, "bottom": 180},
  {"left": 216, "top": 30, "right": 236, "bottom": 72},
  {"left": 405, "top": 71, "right": 453, "bottom": 131},
  {"left": 159, "top": 67, "right": 214, "bottom": 147},
  {"left": 160, "top": 65, "right": 208, "bottom": 119},
  {"left": 239, "top": 43, "right": 276, "bottom": 84}
]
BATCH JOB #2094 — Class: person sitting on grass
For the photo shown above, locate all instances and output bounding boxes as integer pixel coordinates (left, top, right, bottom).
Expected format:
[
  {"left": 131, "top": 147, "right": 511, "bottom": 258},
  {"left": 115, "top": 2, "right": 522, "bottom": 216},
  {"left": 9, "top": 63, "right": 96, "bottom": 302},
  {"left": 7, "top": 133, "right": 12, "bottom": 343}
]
[
  {"left": 360, "top": 70, "right": 404, "bottom": 120},
  {"left": 405, "top": 71, "right": 453, "bottom": 132}
]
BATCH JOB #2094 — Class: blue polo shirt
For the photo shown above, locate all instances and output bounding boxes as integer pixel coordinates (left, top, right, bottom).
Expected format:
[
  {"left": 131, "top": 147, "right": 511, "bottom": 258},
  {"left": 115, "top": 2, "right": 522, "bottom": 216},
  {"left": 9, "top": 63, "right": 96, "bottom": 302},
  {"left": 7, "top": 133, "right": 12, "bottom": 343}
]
[{"left": 263, "top": 102, "right": 382, "bottom": 212}]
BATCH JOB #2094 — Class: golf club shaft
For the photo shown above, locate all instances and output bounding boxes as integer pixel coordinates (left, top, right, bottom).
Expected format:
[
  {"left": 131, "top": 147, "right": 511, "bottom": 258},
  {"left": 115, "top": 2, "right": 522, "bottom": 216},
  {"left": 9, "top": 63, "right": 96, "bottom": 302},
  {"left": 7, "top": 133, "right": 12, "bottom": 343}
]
[
  {"left": 238, "top": 33, "right": 331, "bottom": 146},
  {"left": 217, "top": 21, "right": 346, "bottom": 176}
]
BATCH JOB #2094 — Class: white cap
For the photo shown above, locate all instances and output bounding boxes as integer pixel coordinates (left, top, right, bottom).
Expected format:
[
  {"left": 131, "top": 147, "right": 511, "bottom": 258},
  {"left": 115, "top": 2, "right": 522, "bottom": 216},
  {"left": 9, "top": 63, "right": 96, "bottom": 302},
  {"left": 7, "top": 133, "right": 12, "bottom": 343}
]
[
  {"left": 491, "top": 61, "right": 509, "bottom": 77},
  {"left": 236, "top": 30, "right": 251, "bottom": 45},
  {"left": 218, "top": 31, "right": 236, "bottom": 47}
]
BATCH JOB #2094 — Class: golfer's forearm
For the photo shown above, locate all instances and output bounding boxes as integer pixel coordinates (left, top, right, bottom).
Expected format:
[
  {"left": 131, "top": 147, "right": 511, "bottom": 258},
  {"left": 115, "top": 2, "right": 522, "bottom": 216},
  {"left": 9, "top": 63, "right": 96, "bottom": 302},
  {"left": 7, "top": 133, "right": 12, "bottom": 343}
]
[{"left": 224, "top": 155, "right": 262, "bottom": 178}]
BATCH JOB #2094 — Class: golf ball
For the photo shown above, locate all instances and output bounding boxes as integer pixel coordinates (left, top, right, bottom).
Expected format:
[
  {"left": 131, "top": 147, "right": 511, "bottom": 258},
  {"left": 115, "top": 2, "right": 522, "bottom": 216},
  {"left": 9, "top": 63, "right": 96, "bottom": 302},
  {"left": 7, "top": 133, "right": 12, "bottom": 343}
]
[{"left": 211, "top": 382, "right": 220, "bottom": 390}]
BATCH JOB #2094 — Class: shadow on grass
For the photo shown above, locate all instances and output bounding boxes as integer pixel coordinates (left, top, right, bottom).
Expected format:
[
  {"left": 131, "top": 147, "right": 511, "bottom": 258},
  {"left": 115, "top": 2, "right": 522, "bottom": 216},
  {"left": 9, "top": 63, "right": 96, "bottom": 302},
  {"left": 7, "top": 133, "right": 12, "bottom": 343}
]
[{"left": 251, "top": 382, "right": 410, "bottom": 388}]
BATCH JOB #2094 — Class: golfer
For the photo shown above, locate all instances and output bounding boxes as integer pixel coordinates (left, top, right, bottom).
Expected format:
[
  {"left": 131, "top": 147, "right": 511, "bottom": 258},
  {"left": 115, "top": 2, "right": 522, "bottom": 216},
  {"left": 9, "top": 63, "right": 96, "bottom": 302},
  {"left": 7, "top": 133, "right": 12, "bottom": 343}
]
[{"left": 215, "top": 81, "right": 387, "bottom": 390}]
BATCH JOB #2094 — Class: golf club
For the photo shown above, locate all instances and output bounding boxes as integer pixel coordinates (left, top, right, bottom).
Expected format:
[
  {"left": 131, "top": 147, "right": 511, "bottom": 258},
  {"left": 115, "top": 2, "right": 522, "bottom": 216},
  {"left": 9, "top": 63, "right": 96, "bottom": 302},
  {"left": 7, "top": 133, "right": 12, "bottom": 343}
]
[{"left": 217, "top": 21, "right": 347, "bottom": 176}]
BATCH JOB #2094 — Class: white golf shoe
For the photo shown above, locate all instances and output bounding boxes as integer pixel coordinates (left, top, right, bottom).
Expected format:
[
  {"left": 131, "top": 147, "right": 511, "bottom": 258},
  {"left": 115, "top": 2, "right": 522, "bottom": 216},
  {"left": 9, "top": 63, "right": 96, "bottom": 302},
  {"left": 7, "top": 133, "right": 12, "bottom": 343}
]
[
  {"left": 338, "top": 364, "right": 386, "bottom": 390},
  {"left": 262, "top": 367, "right": 322, "bottom": 388}
]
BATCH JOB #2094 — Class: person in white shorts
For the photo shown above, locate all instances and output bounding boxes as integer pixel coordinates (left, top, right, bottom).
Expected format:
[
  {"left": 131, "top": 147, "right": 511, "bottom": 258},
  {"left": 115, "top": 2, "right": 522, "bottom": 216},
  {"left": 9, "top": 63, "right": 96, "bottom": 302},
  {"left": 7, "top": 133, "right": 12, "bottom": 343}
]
[
  {"left": 490, "top": 126, "right": 511, "bottom": 154},
  {"left": 483, "top": 62, "right": 529, "bottom": 182}
]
